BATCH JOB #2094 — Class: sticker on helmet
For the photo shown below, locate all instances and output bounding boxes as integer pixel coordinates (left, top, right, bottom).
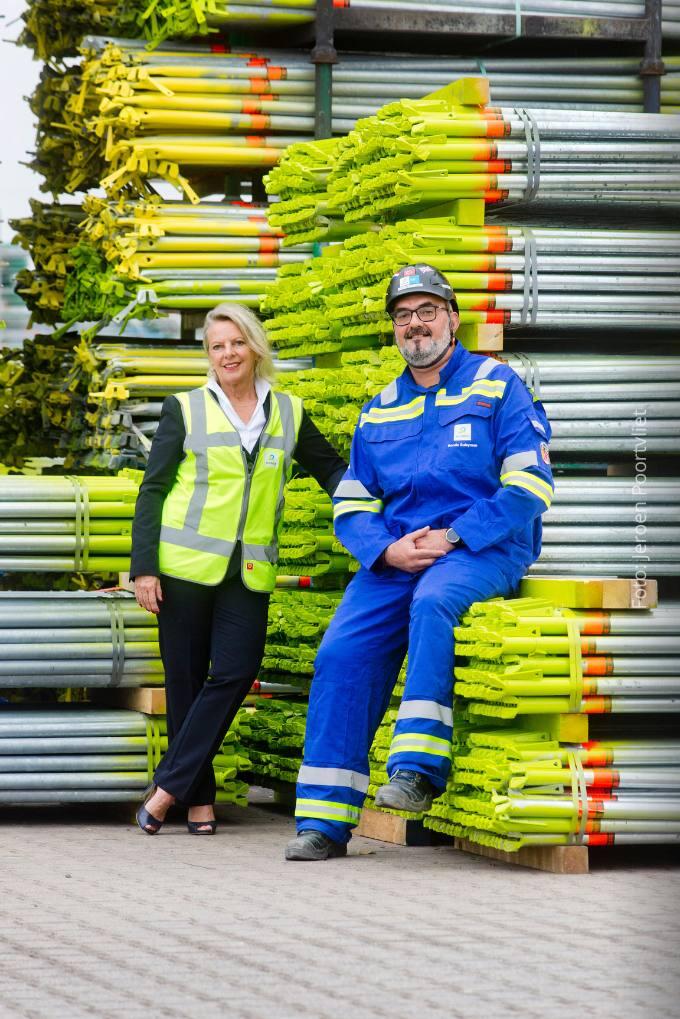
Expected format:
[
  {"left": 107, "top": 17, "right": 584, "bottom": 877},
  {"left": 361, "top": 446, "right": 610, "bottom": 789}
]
[
  {"left": 398, "top": 275, "right": 421, "bottom": 289},
  {"left": 401, "top": 266, "right": 417, "bottom": 276},
  {"left": 540, "top": 441, "right": 551, "bottom": 464}
]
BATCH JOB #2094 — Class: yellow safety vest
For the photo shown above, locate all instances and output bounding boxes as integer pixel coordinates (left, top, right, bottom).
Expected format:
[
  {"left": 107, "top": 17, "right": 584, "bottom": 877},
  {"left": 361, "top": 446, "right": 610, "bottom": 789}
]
[{"left": 158, "top": 385, "right": 303, "bottom": 590}]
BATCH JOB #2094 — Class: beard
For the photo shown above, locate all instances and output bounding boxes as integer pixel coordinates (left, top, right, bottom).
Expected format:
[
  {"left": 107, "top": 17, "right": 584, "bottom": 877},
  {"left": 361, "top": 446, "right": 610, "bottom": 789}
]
[{"left": 397, "top": 321, "right": 452, "bottom": 368}]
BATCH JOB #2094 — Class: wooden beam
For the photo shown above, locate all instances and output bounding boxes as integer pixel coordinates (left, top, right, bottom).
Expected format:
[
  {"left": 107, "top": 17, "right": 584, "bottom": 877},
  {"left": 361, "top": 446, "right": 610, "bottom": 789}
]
[
  {"left": 356, "top": 806, "right": 432, "bottom": 846},
  {"left": 90, "top": 687, "right": 166, "bottom": 714},
  {"left": 454, "top": 838, "right": 589, "bottom": 874},
  {"left": 519, "top": 576, "right": 658, "bottom": 610}
]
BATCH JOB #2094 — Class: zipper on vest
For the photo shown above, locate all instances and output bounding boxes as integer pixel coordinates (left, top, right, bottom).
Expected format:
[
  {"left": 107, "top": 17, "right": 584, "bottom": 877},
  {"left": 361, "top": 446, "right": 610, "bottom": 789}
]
[
  {"left": 235, "top": 448, "right": 255, "bottom": 543},
  {"left": 236, "top": 394, "right": 272, "bottom": 545}
]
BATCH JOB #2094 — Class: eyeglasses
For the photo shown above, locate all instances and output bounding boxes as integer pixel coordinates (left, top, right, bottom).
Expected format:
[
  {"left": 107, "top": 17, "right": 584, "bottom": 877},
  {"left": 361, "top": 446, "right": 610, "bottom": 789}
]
[{"left": 389, "top": 304, "right": 443, "bottom": 327}]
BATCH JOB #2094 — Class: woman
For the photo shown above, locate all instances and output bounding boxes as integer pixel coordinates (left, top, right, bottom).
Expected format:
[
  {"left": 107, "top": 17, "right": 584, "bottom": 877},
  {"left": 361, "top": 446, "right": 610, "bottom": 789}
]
[{"left": 131, "top": 303, "right": 346, "bottom": 834}]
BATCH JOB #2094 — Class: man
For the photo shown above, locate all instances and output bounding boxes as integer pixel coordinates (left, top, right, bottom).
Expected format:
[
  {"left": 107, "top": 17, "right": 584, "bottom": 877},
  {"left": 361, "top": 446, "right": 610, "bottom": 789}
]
[{"left": 285, "top": 264, "right": 554, "bottom": 861}]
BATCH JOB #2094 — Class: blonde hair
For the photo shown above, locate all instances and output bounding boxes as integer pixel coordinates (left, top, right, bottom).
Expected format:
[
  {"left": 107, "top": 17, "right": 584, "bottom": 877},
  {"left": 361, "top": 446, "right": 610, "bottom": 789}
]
[{"left": 202, "top": 303, "right": 276, "bottom": 385}]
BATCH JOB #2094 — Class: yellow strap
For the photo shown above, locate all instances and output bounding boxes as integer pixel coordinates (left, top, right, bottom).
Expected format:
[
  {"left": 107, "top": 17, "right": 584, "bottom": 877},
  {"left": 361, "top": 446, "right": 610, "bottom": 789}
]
[
  {"left": 567, "top": 750, "right": 589, "bottom": 844},
  {"left": 66, "top": 477, "right": 90, "bottom": 572},
  {"left": 103, "top": 596, "right": 126, "bottom": 687},
  {"left": 560, "top": 608, "right": 584, "bottom": 712},
  {"left": 144, "top": 715, "right": 163, "bottom": 779}
]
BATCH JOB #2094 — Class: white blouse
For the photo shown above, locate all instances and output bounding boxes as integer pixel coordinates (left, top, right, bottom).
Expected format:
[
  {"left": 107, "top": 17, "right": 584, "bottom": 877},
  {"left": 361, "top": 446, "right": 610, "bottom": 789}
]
[{"left": 206, "top": 377, "right": 271, "bottom": 454}]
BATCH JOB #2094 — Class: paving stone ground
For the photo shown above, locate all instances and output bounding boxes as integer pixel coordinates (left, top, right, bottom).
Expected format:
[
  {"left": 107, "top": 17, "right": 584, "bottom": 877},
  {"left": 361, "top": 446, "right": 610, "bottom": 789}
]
[{"left": 1, "top": 792, "right": 679, "bottom": 1019}]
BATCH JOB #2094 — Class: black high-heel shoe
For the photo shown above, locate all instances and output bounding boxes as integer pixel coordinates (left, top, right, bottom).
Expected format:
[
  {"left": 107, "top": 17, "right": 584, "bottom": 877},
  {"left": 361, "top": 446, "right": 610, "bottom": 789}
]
[
  {"left": 187, "top": 819, "right": 217, "bottom": 835},
  {"left": 136, "top": 786, "right": 164, "bottom": 835}
]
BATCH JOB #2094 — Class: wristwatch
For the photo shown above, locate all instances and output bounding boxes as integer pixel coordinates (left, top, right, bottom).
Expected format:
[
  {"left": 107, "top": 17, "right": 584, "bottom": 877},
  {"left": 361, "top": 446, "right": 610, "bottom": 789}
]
[{"left": 445, "top": 527, "right": 462, "bottom": 548}]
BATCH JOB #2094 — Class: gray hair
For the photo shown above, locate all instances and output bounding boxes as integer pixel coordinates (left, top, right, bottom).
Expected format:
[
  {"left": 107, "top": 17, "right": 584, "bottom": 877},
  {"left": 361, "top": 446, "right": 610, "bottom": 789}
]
[{"left": 202, "top": 303, "right": 276, "bottom": 384}]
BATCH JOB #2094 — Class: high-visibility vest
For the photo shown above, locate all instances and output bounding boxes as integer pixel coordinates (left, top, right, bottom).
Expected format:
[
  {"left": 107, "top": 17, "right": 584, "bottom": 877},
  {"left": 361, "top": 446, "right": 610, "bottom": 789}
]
[{"left": 158, "top": 385, "right": 303, "bottom": 590}]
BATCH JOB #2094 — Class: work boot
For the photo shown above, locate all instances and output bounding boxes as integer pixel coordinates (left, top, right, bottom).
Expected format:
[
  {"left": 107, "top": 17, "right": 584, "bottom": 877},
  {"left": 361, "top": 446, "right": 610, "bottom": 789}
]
[
  {"left": 285, "top": 830, "right": 348, "bottom": 861},
  {"left": 374, "top": 770, "right": 437, "bottom": 813}
]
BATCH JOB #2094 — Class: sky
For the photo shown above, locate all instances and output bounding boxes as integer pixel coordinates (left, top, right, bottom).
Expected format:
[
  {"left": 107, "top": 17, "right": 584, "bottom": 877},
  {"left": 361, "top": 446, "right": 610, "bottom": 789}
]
[{"left": 0, "top": 0, "right": 41, "bottom": 243}]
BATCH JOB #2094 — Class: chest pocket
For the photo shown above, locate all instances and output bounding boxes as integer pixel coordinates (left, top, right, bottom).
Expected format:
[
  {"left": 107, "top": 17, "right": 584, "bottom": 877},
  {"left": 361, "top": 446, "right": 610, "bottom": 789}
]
[
  {"left": 362, "top": 414, "right": 423, "bottom": 487},
  {"left": 436, "top": 400, "right": 495, "bottom": 476}
]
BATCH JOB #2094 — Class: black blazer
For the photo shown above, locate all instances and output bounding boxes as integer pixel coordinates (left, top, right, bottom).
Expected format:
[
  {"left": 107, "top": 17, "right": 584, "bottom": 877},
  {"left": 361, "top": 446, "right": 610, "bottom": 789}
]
[{"left": 130, "top": 389, "right": 347, "bottom": 579}]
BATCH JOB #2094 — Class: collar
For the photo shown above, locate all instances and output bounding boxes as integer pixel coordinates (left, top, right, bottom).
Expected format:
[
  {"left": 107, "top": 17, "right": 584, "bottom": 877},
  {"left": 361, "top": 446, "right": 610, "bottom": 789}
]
[
  {"left": 401, "top": 339, "right": 466, "bottom": 394},
  {"left": 207, "top": 376, "right": 270, "bottom": 413}
]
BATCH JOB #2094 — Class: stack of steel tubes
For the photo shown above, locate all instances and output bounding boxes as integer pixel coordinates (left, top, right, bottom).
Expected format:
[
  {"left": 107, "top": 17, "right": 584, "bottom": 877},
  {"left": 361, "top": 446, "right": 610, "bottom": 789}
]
[
  {"left": 329, "top": 56, "right": 680, "bottom": 124},
  {"left": 31, "top": 42, "right": 680, "bottom": 207},
  {"left": 538, "top": 478, "right": 680, "bottom": 578},
  {"left": 73, "top": 38, "right": 316, "bottom": 203},
  {"left": 327, "top": 95, "right": 680, "bottom": 222},
  {"left": 0, "top": 592, "right": 161, "bottom": 689},
  {"left": 0, "top": 588, "right": 335, "bottom": 696},
  {"left": 263, "top": 220, "right": 680, "bottom": 350},
  {"left": 278, "top": 346, "right": 680, "bottom": 459},
  {"left": 425, "top": 724, "right": 680, "bottom": 850},
  {"left": 0, "top": 707, "right": 250, "bottom": 805},
  {"left": 502, "top": 352, "right": 680, "bottom": 456},
  {"left": 0, "top": 472, "right": 139, "bottom": 574},
  {"left": 454, "top": 597, "right": 680, "bottom": 717},
  {"left": 63, "top": 197, "right": 312, "bottom": 327},
  {"left": 0, "top": 471, "right": 359, "bottom": 579},
  {"left": 421, "top": 593, "right": 680, "bottom": 850}
]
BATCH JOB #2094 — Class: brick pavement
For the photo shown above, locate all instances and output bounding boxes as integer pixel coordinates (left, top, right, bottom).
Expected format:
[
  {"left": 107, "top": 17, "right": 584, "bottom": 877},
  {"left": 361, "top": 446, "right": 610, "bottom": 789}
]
[{"left": 0, "top": 794, "right": 678, "bottom": 1019}]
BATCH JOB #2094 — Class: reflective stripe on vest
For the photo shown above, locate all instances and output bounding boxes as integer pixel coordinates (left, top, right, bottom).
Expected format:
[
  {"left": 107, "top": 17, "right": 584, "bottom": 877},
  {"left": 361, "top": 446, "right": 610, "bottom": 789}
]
[{"left": 158, "top": 385, "right": 302, "bottom": 589}]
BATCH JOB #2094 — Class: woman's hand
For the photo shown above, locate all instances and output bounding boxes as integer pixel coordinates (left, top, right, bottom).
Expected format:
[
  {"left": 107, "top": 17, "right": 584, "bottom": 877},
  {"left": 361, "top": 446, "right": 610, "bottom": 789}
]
[{"left": 134, "top": 575, "right": 163, "bottom": 615}]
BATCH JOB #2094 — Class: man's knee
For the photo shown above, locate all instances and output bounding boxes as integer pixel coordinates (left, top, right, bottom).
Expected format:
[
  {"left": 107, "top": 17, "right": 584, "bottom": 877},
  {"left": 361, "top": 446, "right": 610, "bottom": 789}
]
[
  {"left": 410, "top": 584, "right": 469, "bottom": 628},
  {"left": 314, "top": 635, "right": 359, "bottom": 683}
]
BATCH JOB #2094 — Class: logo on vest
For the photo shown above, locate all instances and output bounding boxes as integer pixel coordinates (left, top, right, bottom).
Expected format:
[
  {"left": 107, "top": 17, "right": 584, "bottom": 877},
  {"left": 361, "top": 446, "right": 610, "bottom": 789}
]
[
  {"left": 246, "top": 562, "right": 254, "bottom": 570},
  {"left": 263, "top": 450, "right": 280, "bottom": 469}
]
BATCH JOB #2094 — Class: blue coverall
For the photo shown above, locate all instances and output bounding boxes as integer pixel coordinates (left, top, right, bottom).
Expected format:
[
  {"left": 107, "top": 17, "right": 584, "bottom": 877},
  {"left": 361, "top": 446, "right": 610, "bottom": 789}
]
[{"left": 295, "top": 341, "right": 554, "bottom": 843}]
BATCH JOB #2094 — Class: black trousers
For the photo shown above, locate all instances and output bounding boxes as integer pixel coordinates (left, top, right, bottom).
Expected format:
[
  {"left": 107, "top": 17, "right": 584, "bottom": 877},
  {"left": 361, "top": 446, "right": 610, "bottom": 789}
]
[{"left": 154, "top": 571, "right": 270, "bottom": 805}]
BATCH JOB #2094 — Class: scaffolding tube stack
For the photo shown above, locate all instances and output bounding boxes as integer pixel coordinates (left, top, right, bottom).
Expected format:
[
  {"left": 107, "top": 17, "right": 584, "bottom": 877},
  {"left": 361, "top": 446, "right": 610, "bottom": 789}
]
[
  {"left": 278, "top": 347, "right": 680, "bottom": 459},
  {"left": 0, "top": 592, "right": 161, "bottom": 689},
  {"left": 0, "top": 707, "right": 250, "bottom": 805},
  {"left": 61, "top": 199, "right": 313, "bottom": 326},
  {"left": 423, "top": 593, "right": 680, "bottom": 851}
]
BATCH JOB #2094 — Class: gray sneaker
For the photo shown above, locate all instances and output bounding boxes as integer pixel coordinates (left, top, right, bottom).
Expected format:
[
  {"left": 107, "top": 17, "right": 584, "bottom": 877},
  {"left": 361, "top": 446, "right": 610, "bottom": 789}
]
[
  {"left": 285, "top": 830, "right": 348, "bottom": 861},
  {"left": 374, "top": 770, "right": 436, "bottom": 813}
]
